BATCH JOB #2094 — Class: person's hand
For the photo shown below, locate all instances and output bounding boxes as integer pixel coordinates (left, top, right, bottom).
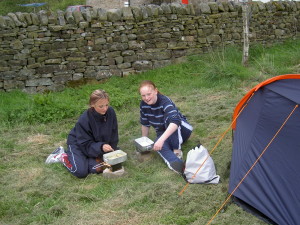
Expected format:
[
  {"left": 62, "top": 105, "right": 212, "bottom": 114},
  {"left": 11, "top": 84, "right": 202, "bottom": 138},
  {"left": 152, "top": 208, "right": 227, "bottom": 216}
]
[
  {"left": 102, "top": 144, "right": 114, "bottom": 152},
  {"left": 153, "top": 138, "right": 164, "bottom": 151}
]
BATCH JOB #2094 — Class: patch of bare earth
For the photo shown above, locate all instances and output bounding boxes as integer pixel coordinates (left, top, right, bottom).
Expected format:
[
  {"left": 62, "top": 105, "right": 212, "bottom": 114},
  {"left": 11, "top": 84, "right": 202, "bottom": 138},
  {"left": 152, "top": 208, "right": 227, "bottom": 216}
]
[{"left": 26, "top": 134, "right": 50, "bottom": 145}]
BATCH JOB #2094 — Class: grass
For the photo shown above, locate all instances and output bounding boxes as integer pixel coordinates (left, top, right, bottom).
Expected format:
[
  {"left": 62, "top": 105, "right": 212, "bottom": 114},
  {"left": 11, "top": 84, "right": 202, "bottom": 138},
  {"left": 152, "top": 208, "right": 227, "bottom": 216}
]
[
  {"left": 0, "top": 39, "right": 300, "bottom": 225},
  {"left": 0, "top": 0, "right": 86, "bottom": 16}
]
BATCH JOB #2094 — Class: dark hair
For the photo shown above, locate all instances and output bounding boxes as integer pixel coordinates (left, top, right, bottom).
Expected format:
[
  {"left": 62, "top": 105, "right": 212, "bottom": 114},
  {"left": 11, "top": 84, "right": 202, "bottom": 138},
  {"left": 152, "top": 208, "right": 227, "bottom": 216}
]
[
  {"left": 89, "top": 89, "right": 109, "bottom": 107},
  {"left": 139, "top": 80, "right": 160, "bottom": 94}
]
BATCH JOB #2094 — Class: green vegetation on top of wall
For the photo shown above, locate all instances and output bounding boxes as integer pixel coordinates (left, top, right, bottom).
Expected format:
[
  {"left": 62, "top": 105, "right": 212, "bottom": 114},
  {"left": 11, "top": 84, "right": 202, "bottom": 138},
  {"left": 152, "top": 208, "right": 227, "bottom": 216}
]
[{"left": 0, "top": 0, "right": 86, "bottom": 16}]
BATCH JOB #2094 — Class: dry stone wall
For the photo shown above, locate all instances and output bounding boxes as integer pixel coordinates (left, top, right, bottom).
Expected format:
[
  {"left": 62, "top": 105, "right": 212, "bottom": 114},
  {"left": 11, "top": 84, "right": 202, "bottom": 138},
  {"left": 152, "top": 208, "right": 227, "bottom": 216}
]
[
  {"left": 87, "top": 0, "right": 125, "bottom": 9},
  {"left": 0, "top": 2, "right": 299, "bottom": 93}
]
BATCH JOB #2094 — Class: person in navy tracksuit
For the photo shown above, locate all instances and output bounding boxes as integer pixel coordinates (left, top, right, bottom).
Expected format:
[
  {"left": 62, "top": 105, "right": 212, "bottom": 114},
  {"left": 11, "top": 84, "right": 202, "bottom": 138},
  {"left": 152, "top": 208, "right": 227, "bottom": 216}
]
[
  {"left": 45, "top": 89, "right": 118, "bottom": 178},
  {"left": 139, "top": 80, "right": 193, "bottom": 175}
]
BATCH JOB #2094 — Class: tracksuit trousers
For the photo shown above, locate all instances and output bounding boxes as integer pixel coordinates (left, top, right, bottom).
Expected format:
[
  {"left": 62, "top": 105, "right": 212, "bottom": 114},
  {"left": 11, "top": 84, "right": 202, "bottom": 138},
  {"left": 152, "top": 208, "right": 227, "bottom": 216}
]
[
  {"left": 65, "top": 145, "right": 105, "bottom": 178},
  {"left": 156, "top": 120, "right": 193, "bottom": 171}
]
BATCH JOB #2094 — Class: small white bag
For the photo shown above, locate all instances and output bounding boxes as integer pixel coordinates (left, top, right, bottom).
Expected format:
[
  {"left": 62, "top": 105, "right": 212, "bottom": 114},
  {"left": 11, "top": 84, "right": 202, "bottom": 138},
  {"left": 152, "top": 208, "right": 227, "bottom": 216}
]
[{"left": 184, "top": 145, "right": 220, "bottom": 184}]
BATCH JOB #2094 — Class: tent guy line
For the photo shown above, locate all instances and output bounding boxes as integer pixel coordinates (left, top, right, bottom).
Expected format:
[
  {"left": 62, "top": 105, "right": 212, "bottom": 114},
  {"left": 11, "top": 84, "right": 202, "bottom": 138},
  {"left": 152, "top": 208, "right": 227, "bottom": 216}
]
[
  {"left": 228, "top": 74, "right": 300, "bottom": 224},
  {"left": 178, "top": 74, "right": 300, "bottom": 224},
  {"left": 206, "top": 103, "right": 298, "bottom": 225},
  {"left": 179, "top": 92, "right": 256, "bottom": 196}
]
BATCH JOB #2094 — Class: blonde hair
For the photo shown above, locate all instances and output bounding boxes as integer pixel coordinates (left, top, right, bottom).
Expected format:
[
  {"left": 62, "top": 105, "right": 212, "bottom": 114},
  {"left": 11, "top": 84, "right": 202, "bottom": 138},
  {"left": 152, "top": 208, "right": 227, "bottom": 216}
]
[{"left": 89, "top": 89, "right": 109, "bottom": 107}]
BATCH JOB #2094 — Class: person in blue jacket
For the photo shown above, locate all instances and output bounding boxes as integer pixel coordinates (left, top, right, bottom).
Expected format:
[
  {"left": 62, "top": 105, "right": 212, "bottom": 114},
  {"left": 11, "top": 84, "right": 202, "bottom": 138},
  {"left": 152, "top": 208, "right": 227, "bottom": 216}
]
[
  {"left": 45, "top": 89, "right": 118, "bottom": 178},
  {"left": 139, "top": 80, "right": 193, "bottom": 175}
]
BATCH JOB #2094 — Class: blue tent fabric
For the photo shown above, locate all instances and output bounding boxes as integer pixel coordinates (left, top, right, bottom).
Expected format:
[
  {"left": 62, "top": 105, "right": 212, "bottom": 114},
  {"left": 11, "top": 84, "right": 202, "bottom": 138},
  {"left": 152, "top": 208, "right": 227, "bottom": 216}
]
[
  {"left": 266, "top": 79, "right": 300, "bottom": 104},
  {"left": 229, "top": 76, "right": 300, "bottom": 225}
]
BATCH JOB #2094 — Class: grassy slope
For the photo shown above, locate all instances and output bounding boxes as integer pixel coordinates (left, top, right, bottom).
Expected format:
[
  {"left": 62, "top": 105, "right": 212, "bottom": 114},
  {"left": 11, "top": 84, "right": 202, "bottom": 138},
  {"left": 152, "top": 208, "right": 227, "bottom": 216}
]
[{"left": 0, "top": 40, "right": 300, "bottom": 225}]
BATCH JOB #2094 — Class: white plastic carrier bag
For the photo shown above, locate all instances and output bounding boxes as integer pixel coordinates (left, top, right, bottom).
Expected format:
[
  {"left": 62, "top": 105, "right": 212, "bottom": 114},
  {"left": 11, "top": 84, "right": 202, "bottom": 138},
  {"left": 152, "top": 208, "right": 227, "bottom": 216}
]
[{"left": 184, "top": 145, "right": 220, "bottom": 184}]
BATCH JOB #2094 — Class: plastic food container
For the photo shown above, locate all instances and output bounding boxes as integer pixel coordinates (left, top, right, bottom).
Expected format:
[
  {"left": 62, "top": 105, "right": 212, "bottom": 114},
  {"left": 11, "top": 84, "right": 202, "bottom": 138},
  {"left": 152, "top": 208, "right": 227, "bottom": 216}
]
[
  {"left": 103, "top": 150, "right": 127, "bottom": 165},
  {"left": 134, "top": 137, "right": 154, "bottom": 152}
]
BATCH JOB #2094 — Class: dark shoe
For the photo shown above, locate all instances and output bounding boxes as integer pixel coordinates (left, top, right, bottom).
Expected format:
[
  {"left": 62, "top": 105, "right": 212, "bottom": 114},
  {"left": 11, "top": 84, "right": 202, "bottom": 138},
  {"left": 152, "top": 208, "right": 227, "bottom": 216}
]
[{"left": 170, "top": 161, "right": 184, "bottom": 175}]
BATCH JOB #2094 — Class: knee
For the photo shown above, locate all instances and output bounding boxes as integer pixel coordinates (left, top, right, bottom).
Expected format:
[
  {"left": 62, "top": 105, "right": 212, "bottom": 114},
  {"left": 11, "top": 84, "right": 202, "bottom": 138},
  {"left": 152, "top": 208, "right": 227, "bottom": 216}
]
[{"left": 71, "top": 168, "right": 88, "bottom": 178}]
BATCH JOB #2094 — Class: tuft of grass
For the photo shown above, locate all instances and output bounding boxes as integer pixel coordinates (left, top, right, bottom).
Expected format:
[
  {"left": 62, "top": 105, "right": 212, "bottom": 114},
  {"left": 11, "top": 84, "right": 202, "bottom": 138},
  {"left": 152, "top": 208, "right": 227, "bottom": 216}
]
[
  {"left": 201, "top": 46, "right": 250, "bottom": 80},
  {"left": 250, "top": 39, "right": 300, "bottom": 76}
]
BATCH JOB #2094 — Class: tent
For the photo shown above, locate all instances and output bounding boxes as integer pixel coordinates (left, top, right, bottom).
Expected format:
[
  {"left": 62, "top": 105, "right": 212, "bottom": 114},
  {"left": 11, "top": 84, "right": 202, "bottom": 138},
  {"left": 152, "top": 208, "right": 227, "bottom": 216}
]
[{"left": 229, "top": 74, "right": 300, "bottom": 225}]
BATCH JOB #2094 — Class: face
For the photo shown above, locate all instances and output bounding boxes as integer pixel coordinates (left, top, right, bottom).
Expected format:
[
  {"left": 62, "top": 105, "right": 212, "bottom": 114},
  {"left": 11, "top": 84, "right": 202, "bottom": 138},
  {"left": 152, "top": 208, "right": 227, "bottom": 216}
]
[
  {"left": 92, "top": 98, "right": 109, "bottom": 115},
  {"left": 140, "top": 85, "right": 158, "bottom": 105}
]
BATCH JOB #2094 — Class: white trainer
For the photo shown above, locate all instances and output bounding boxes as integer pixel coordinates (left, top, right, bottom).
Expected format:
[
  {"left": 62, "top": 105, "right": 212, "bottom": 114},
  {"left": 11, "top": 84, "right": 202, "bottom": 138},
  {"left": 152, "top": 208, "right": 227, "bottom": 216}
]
[
  {"left": 45, "top": 146, "right": 65, "bottom": 164},
  {"left": 174, "top": 149, "right": 183, "bottom": 160}
]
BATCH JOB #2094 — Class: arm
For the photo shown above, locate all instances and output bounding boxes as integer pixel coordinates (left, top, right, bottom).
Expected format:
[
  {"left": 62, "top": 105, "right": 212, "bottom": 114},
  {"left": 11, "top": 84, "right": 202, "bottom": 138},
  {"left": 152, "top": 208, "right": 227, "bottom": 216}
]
[
  {"left": 152, "top": 96, "right": 181, "bottom": 151},
  {"left": 153, "top": 122, "right": 178, "bottom": 151},
  {"left": 140, "top": 101, "right": 151, "bottom": 137},
  {"left": 73, "top": 110, "right": 115, "bottom": 157},
  {"left": 142, "top": 125, "right": 150, "bottom": 137},
  {"left": 73, "top": 120, "right": 106, "bottom": 157},
  {"left": 108, "top": 107, "right": 119, "bottom": 150}
]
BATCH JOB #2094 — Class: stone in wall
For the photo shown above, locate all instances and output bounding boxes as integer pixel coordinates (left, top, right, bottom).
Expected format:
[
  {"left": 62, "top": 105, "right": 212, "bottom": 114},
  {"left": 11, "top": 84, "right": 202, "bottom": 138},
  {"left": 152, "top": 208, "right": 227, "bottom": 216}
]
[
  {"left": 87, "top": 0, "right": 124, "bottom": 9},
  {"left": 0, "top": 2, "right": 299, "bottom": 92},
  {"left": 4, "top": 80, "right": 25, "bottom": 90},
  {"left": 132, "top": 60, "right": 153, "bottom": 71}
]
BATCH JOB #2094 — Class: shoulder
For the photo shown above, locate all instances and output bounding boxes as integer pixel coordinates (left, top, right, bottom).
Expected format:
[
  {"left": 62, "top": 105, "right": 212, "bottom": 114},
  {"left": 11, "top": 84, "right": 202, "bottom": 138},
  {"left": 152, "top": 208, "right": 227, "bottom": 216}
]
[
  {"left": 108, "top": 106, "right": 117, "bottom": 116},
  {"left": 158, "top": 94, "right": 173, "bottom": 105},
  {"left": 140, "top": 100, "right": 146, "bottom": 107},
  {"left": 76, "top": 110, "right": 90, "bottom": 125},
  {"left": 108, "top": 106, "right": 115, "bottom": 112},
  {"left": 79, "top": 110, "right": 89, "bottom": 119}
]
